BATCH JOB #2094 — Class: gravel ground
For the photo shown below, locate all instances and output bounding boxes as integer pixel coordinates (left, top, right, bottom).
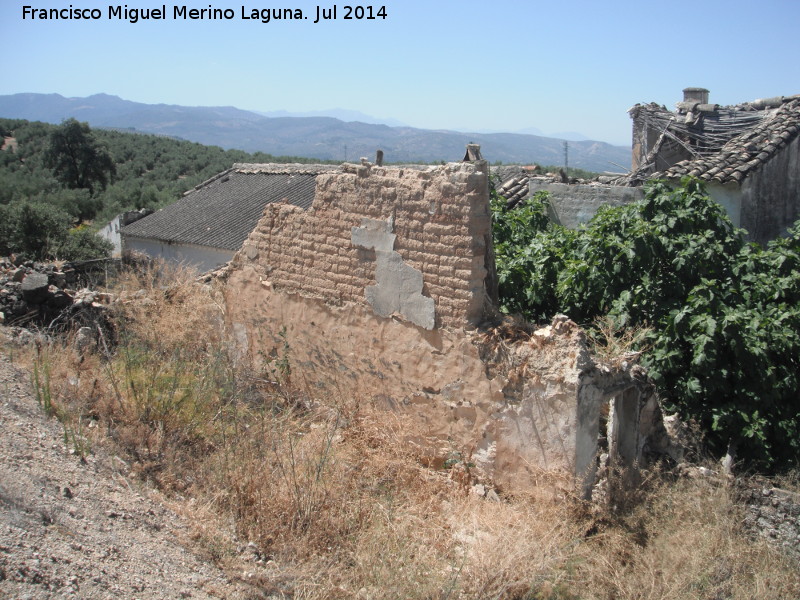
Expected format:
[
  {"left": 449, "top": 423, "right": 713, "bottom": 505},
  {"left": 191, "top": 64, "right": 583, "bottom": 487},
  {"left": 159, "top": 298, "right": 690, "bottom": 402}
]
[{"left": 0, "top": 344, "right": 251, "bottom": 600}]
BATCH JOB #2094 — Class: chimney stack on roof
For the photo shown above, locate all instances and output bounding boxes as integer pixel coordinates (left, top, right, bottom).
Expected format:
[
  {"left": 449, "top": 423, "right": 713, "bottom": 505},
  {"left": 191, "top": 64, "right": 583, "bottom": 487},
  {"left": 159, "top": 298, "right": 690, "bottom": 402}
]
[
  {"left": 683, "top": 87, "right": 710, "bottom": 104},
  {"left": 463, "top": 144, "right": 483, "bottom": 162}
]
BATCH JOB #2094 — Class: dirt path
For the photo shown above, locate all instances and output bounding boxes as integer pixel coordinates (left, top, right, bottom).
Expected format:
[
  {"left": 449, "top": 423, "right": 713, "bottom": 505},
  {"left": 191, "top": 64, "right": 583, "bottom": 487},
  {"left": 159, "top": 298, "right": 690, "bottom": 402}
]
[{"left": 0, "top": 345, "right": 251, "bottom": 600}]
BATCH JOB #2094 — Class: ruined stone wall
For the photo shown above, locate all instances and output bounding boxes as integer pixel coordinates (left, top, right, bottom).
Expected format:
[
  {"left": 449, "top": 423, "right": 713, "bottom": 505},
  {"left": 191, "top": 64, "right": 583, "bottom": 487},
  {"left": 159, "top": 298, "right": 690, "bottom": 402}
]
[
  {"left": 223, "top": 161, "right": 661, "bottom": 495},
  {"left": 232, "top": 161, "right": 493, "bottom": 330},
  {"left": 739, "top": 481, "right": 800, "bottom": 558},
  {"left": 528, "top": 181, "right": 644, "bottom": 228}
]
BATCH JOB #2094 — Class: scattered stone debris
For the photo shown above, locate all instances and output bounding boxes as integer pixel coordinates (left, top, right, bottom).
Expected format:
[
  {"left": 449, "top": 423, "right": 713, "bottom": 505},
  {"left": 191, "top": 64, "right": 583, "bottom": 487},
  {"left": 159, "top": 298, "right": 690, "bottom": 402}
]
[
  {"left": 0, "top": 257, "right": 116, "bottom": 340},
  {"left": 736, "top": 478, "right": 800, "bottom": 559}
]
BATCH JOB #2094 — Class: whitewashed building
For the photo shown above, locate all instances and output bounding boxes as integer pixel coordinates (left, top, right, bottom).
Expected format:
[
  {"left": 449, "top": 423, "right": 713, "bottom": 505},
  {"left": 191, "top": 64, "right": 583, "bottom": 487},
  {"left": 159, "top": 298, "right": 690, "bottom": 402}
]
[{"left": 120, "top": 164, "right": 338, "bottom": 272}]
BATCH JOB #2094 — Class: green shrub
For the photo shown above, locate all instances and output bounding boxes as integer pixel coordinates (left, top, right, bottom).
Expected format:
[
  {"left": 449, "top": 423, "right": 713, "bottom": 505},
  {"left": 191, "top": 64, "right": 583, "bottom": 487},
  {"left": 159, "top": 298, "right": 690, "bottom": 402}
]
[
  {"left": 0, "top": 202, "right": 111, "bottom": 261},
  {"left": 491, "top": 188, "right": 576, "bottom": 321},
  {"left": 60, "top": 225, "right": 113, "bottom": 261},
  {"left": 492, "top": 178, "right": 800, "bottom": 470}
]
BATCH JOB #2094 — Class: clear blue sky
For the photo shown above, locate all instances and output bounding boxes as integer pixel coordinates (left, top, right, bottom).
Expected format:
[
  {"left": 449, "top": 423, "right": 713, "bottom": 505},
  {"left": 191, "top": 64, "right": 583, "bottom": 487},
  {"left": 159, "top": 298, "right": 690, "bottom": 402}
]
[{"left": 2, "top": 0, "right": 799, "bottom": 146}]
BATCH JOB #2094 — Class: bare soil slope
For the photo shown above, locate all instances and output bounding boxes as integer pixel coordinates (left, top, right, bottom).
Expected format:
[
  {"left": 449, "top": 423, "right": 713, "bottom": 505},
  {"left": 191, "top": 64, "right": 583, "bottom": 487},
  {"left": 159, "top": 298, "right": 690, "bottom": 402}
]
[{"left": 0, "top": 344, "right": 247, "bottom": 600}]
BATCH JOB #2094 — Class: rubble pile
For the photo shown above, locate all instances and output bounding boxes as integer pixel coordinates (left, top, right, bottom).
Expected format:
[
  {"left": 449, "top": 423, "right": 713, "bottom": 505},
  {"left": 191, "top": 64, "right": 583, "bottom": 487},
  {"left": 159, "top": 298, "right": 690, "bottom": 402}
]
[
  {"left": 0, "top": 257, "right": 115, "bottom": 335},
  {"left": 738, "top": 479, "right": 800, "bottom": 558}
]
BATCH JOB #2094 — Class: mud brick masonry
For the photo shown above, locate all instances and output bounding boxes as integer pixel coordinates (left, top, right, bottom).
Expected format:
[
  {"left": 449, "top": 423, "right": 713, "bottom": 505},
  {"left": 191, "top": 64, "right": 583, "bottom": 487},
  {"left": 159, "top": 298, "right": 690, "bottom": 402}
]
[
  {"left": 233, "top": 161, "right": 495, "bottom": 329},
  {"left": 222, "top": 155, "right": 664, "bottom": 497}
]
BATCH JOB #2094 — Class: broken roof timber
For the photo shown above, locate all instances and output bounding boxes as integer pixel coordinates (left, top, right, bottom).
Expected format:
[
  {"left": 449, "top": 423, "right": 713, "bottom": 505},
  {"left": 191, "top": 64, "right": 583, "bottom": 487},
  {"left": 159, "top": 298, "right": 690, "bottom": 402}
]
[{"left": 630, "top": 95, "right": 800, "bottom": 185}]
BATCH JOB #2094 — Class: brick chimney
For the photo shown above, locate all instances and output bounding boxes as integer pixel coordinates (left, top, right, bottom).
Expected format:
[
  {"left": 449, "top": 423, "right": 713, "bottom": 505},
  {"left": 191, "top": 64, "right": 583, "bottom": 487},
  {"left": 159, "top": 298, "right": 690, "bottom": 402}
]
[{"left": 683, "top": 87, "right": 710, "bottom": 104}]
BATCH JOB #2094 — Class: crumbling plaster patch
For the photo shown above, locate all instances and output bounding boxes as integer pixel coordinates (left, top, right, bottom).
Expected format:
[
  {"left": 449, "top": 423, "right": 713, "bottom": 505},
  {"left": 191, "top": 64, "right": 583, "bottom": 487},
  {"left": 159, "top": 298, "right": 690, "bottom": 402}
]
[{"left": 351, "top": 217, "right": 435, "bottom": 330}]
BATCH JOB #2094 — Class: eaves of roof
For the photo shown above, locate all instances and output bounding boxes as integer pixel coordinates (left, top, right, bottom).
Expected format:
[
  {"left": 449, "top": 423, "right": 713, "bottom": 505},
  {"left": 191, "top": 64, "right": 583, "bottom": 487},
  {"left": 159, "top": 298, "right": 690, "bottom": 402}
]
[{"left": 651, "top": 98, "right": 800, "bottom": 185}]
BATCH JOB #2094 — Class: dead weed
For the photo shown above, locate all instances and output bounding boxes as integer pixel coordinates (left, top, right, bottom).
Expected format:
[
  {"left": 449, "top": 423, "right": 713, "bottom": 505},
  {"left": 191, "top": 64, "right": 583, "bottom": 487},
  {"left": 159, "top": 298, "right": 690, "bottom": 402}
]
[{"left": 9, "top": 262, "right": 798, "bottom": 600}]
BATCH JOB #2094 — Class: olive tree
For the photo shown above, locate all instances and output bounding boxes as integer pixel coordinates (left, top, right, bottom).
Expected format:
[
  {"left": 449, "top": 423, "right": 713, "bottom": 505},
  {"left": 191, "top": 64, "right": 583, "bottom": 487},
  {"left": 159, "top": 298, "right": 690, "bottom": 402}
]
[{"left": 44, "top": 118, "right": 116, "bottom": 195}]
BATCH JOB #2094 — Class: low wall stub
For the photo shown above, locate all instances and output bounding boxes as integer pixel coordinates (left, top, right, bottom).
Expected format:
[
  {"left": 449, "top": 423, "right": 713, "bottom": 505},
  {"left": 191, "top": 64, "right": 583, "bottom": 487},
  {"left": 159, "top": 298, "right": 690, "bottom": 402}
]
[
  {"left": 224, "top": 272, "right": 657, "bottom": 494},
  {"left": 225, "top": 272, "right": 595, "bottom": 491},
  {"left": 529, "top": 181, "right": 644, "bottom": 228}
]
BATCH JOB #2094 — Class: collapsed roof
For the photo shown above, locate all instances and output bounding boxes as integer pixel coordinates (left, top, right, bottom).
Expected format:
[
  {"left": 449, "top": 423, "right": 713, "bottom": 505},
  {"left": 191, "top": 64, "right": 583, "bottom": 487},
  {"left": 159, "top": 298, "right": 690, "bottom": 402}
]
[{"left": 629, "top": 90, "right": 800, "bottom": 186}]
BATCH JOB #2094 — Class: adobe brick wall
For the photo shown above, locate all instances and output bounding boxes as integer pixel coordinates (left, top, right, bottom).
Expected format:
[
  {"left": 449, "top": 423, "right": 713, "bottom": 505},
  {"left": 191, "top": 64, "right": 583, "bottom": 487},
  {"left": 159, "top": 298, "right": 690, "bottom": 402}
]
[
  {"left": 230, "top": 161, "right": 494, "bottom": 329},
  {"left": 222, "top": 160, "right": 663, "bottom": 495}
]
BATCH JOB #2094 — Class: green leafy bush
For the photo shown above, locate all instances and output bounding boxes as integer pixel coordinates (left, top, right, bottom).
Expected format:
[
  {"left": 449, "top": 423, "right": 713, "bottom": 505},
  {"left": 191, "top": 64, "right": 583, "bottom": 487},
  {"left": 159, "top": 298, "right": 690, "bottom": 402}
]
[
  {"left": 0, "top": 202, "right": 112, "bottom": 261},
  {"left": 491, "top": 188, "right": 575, "bottom": 321},
  {"left": 492, "top": 178, "right": 800, "bottom": 470},
  {"left": 60, "top": 225, "right": 114, "bottom": 261}
]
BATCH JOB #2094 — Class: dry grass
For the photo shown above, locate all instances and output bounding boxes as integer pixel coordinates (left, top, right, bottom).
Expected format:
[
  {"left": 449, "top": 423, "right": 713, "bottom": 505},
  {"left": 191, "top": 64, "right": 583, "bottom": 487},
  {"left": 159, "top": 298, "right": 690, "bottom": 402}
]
[
  {"left": 586, "top": 315, "right": 653, "bottom": 365},
  {"left": 568, "top": 476, "right": 800, "bottom": 600},
  {"left": 10, "top": 262, "right": 798, "bottom": 600}
]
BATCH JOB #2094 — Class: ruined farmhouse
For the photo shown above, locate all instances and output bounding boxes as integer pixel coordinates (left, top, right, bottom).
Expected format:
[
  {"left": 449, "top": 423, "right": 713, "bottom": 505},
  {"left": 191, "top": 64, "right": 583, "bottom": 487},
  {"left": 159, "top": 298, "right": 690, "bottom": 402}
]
[
  {"left": 120, "top": 164, "right": 341, "bottom": 272},
  {"left": 117, "top": 106, "right": 790, "bottom": 495},
  {"left": 145, "top": 153, "right": 660, "bottom": 498},
  {"left": 111, "top": 88, "right": 800, "bottom": 496},
  {"left": 501, "top": 88, "right": 800, "bottom": 244}
]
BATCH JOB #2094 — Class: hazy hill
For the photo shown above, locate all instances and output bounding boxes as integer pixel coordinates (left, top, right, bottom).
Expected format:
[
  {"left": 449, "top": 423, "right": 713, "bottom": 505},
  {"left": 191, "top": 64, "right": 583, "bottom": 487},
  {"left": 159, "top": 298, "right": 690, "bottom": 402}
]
[
  {"left": 257, "top": 108, "right": 409, "bottom": 127},
  {"left": 0, "top": 93, "right": 632, "bottom": 171}
]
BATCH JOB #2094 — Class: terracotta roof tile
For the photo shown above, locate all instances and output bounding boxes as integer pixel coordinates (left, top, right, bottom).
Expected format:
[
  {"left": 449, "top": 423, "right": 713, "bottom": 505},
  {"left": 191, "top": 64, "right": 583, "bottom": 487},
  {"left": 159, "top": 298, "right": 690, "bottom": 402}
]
[
  {"left": 649, "top": 99, "right": 800, "bottom": 184},
  {"left": 630, "top": 95, "right": 800, "bottom": 185}
]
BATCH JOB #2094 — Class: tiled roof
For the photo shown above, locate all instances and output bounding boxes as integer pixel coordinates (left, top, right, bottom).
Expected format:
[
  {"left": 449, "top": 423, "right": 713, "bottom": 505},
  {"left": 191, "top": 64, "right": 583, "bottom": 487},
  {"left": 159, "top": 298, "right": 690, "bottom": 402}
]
[
  {"left": 121, "top": 163, "right": 339, "bottom": 251},
  {"left": 494, "top": 166, "right": 553, "bottom": 208},
  {"left": 496, "top": 171, "right": 531, "bottom": 208},
  {"left": 638, "top": 96, "right": 800, "bottom": 185}
]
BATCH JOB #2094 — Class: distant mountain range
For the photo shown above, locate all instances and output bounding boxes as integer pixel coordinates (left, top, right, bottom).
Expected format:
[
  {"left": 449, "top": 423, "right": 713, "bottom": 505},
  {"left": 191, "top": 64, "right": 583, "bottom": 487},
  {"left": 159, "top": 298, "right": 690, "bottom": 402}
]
[
  {"left": 0, "top": 93, "right": 632, "bottom": 172},
  {"left": 255, "top": 108, "right": 410, "bottom": 128}
]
